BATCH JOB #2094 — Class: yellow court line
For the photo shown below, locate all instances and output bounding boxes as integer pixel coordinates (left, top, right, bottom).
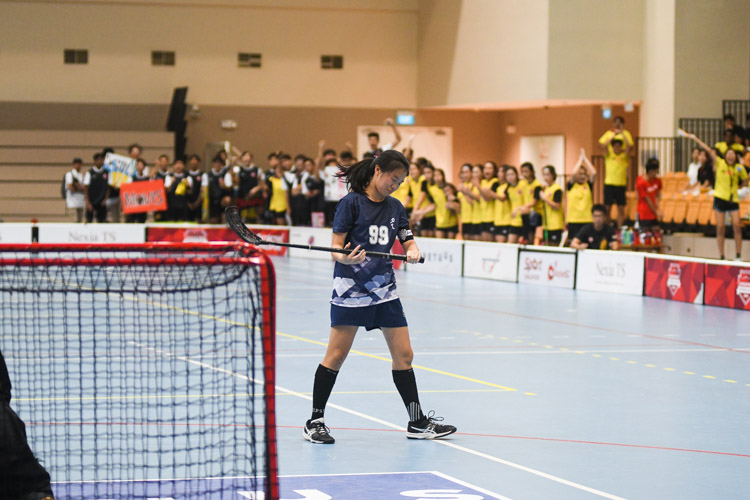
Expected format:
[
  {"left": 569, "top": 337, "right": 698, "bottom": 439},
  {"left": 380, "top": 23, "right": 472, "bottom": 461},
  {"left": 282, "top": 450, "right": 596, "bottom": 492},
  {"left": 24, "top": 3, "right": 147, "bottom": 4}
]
[{"left": 276, "top": 332, "right": 519, "bottom": 392}]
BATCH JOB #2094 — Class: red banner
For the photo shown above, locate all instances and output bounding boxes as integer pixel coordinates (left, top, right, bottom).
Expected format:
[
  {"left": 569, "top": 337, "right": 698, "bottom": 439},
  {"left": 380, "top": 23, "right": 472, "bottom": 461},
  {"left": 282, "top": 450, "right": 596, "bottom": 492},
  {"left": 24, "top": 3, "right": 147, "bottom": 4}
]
[
  {"left": 644, "top": 258, "right": 704, "bottom": 304},
  {"left": 147, "top": 226, "right": 289, "bottom": 256},
  {"left": 705, "top": 264, "right": 750, "bottom": 310},
  {"left": 120, "top": 180, "right": 167, "bottom": 214}
]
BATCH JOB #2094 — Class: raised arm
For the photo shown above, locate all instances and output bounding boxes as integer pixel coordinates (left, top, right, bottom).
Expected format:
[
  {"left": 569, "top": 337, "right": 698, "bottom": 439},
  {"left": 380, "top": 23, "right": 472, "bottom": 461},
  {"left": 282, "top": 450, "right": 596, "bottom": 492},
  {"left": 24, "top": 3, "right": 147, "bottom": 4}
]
[
  {"left": 685, "top": 133, "right": 718, "bottom": 164},
  {"left": 385, "top": 118, "right": 402, "bottom": 149},
  {"left": 579, "top": 148, "right": 597, "bottom": 181}
]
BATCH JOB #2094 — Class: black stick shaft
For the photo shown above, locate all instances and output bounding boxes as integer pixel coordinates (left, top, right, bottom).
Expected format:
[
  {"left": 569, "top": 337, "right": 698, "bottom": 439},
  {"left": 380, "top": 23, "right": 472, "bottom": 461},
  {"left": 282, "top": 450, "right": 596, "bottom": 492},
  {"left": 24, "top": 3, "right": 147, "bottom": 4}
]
[{"left": 256, "top": 240, "right": 418, "bottom": 262}]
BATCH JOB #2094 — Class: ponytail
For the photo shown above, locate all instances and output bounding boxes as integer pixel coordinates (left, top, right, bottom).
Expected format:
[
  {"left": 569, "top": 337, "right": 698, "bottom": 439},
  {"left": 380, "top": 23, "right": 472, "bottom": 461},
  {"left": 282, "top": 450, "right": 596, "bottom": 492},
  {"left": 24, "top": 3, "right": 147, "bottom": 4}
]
[{"left": 335, "top": 149, "right": 409, "bottom": 194}]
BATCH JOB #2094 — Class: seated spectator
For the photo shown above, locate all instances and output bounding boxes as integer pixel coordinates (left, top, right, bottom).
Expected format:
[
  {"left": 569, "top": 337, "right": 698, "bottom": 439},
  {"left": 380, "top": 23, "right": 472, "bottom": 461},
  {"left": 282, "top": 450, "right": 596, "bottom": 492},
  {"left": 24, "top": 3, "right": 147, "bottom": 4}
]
[
  {"left": 164, "top": 159, "right": 193, "bottom": 221},
  {"left": 84, "top": 152, "right": 109, "bottom": 223},
  {"left": 570, "top": 204, "right": 620, "bottom": 250},
  {"left": 685, "top": 147, "right": 702, "bottom": 191},
  {"left": 697, "top": 150, "right": 715, "bottom": 189},
  {"left": 65, "top": 157, "right": 85, "bottom": 222},
  {"left": 636, "top": 158, "right": 662, "bottom": 228}
]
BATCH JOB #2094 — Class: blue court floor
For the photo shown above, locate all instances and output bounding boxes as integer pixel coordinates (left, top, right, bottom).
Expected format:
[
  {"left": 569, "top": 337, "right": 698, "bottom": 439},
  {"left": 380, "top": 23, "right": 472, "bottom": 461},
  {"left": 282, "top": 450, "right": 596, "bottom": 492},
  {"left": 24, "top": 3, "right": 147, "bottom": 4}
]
[{"left": 271, "top": 256, "right": 750, "bottom": 500}]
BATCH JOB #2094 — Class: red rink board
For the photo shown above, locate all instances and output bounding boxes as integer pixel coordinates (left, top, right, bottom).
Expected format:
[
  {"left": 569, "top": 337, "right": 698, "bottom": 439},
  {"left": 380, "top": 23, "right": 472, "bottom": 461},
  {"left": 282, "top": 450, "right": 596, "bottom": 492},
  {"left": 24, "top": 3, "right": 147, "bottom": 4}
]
[
  {"left": 147, "top": 226, "right": 289, "bottom": 256},
  {"left": 644, "top": 257, "right": 704, "bottom": 304},
  {"left": 704, "top": 263, "right": 750, "bottom": 310}
]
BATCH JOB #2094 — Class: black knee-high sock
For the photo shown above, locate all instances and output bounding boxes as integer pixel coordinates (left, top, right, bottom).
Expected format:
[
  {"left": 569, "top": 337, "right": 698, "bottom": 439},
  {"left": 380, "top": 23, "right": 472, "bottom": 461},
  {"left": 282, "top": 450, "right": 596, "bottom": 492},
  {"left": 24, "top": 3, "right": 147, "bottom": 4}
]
[
  {"left": 311, "top": 364, "right": 338, "bottom": 420},
  {"left": 392, "top": 368, "right": 425, "bottom": 423}
]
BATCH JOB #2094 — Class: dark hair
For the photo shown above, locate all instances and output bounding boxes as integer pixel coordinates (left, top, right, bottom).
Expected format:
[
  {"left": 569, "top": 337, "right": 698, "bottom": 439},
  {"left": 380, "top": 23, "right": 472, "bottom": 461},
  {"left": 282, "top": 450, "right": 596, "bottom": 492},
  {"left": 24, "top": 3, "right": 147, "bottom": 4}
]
[
  {"left": 188, "top": 154, "right": 201, "bottom": 162},
  {"left": 504, "top": 165, "right": 519, "bottom": 183},
  {"left": 325, "top": 158, "right": 338, "bottom": 166},
  {"left": 322, "top": 148, "right": 336, "bottom": 157},
  {"left": 543, "top": 165, "right": 556, "bottom": 177},
  {"left": 614, "top": 116, "right": 625, "bottom": 124},
  {"left": 159, "top": 154, "right": 170, "bottom": 161},
  {"left": 592, "top": 204, "right": 608, "bottom": 215},
  {"left": 136, "top": 158, "right": 147, "bottom": 167},
  {"left": 294, "top": 154, "right": 306, "bottom": 162},
  {"left": 93, "top": 152, "right": 105, "bottom": 161},
  {"left": 723, "top": 114, "right": 735, "bottom": 122},
  {"left": 278, "top": 153, "right": 291, "bottom": 161},
  {"left": 611, "top": 139, "right": 624, "bottom": 148},
  {"left": 416, "top": 157, "right": 431, "bottom": 168},
  {"left": 128, "top": 143, "right": 142, "bottom": 154},
  {"left": 102, "top": 147, "right": 114, "bottom": 155},
  {"left": 72, "top": 157, "right": 83, "bottom": 164},
  {"left": 724, "top": 128, "right": 734, "bottom": 138},
  {"left": 212, "top": 156, "right": 224, "bottom": 164},
  {"left": 444, "top": 183, "right": 458, "bottom": 197},
  {"left": 362, "top": 151, "right": 376, "bottom": 160},
  {"left": 520, "top": 162, "right": 535, "bottom": 179},
  {"left": 367, "top": 132, "right": 379, "bottom": 140},
  {"left": 484, "top": 161, "right": 498, "bottom": 177},
  {"left": 267, "top": 152, "right": 278, "bottom": 160},
  {"left": 433, "top": 167, "right": 446, "bottom": 184},
  {"left": 335, "top": 150, "right": 409, "bottom": 194},
  {"left": 173, "top": 158, "right": 185, "bottom": 165},
  {"left": 340, "top": 151, "right": 354, "bottom": 161},
  {"left": 461, "top": 163, "right": 472, "bottom": 172},
  {"left": 645, "top": 158, "right": 660, "bottom": 172}
]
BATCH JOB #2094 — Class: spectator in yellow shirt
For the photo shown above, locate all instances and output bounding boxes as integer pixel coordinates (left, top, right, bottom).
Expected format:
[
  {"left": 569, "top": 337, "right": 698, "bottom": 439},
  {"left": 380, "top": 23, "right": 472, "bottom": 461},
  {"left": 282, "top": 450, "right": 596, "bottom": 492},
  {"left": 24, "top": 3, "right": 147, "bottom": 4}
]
[
  {"left": 456, "top": 164, "right": 479, "bottom": 240},
  {"left": 601, "top": 136, "right": 630, "bottom": 228},
  {"left": 714, "top": 129, "right": 745, "bottom": 159},
  {"left": 686, "top": 132, "right": 748, "bottom": 261},
  {"left": 599, "top": 116, "right": 634, "bottom": 150}
]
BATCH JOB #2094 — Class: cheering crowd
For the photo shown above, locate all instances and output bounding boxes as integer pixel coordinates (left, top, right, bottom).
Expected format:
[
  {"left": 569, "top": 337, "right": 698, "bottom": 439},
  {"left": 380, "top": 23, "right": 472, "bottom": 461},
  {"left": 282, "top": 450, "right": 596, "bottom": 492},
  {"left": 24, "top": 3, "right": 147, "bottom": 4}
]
[{"left": 63, "top": 114, "right": 750, "bottom": 257}]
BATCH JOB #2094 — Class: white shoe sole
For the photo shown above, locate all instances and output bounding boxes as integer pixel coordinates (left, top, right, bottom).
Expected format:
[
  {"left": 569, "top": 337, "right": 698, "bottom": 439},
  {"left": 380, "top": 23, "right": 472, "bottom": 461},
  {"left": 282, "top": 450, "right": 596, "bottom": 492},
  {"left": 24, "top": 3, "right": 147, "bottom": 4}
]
[
  {"left": 406, "top": 428, "right": 456, "bottom": 440},
  {"left": 303, "top": 428, "right": 334, "bottom": 444}
]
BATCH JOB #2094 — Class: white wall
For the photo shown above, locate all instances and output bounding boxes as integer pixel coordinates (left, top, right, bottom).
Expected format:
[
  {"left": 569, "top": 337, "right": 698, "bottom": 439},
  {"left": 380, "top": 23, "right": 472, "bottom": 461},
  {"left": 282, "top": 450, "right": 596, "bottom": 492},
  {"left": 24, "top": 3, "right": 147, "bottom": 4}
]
[
  {"left": 417, "top": 0, "right": 549, "bottom": 107},
  {"left": 0, "top": 0, "right": 418, "bottom": 108},
  {"left": 640, "top": 0, "right": 676, "bottom": 136}
]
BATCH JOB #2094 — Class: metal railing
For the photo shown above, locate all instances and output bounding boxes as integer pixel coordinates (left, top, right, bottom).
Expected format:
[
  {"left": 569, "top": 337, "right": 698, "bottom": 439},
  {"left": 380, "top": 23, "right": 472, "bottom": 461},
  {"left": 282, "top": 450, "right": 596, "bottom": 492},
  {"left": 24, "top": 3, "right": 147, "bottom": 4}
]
[
  {"left": 636, "top": 137, "right": 676, "bottom": 174},
  {"left": 723, "top": 99, "right": 750, "bottom": 128}
]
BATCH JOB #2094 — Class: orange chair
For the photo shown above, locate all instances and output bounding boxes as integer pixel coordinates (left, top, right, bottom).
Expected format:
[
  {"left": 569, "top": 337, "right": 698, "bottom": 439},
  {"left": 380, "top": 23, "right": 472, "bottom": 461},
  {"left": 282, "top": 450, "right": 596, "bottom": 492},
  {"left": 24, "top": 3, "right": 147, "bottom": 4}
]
[
  {"left": 626, "top": 191, "right": 638, "bottom": 222},
  {"left": 684, "top": 195, "right": 701, "bottom": 226},
  {"left": 661, "top": 193, "right": 677, "bottom": 224},
  {"left": 672, "top": 193, "right": 688, "bottom": 227},
  {"left": 697, "top": 196, "right": 713, "bottom": 227},
  {"left": 673, "top": 172, "right": 690, "bottom": 192}
]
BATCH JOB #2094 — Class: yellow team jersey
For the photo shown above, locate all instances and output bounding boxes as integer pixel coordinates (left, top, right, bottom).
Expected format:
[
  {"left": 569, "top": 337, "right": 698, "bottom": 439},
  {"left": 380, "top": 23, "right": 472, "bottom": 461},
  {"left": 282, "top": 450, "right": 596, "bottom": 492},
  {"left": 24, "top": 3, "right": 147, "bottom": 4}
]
[
  {"left": 268, "top": 176, "right": 288, "bottom": 212},
  {"left": 431, "top": 184, "right": 457, "bottom": 228},
  {"left": 479, "top": 178, "right": 498, "bottom": 223},
  {"left": 391, "top": 177, "right": 411, "bottom": 206},
  {"left": 604, "top": 146, "right": 629, "bottom": 186},
  {"left": 410, "top": 175, "right": 431, "bottom": 212},
  {"left": 567, "top": 181, "right": 594, "bottom": 223},
  {"left": 493, "top": 183, "right": 511, "bottom": 226},
  {"left": 523, "top": 178, "right": 543, "bottom": 212},
  {"left": 713, "top": 158, "right": 748, "bottom": 203},
  {"left": 506, "top": 182, "right": 525, "bottom": 227},
  {"left": 542, "top": 183, "right": 564, "bottom": 231},
  {"left": 469, "top": 184, "right": 483, "bottom": 224},
  {"left": 458, "top": 182, "right": 474, "bottom": 223},
  {"left": 599, "top": 129, "right": 634, "bottom": 147},
  {"left": 714, "top": 142, "right": 745, "bottom": 156}
]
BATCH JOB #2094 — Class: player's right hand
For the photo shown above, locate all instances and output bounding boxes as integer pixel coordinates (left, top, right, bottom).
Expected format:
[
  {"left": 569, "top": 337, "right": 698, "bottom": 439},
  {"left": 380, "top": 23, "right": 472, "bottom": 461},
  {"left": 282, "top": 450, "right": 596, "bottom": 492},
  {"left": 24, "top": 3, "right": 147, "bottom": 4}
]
[{"left": 341, "top": 243, "right": 366, "bottom": 265}]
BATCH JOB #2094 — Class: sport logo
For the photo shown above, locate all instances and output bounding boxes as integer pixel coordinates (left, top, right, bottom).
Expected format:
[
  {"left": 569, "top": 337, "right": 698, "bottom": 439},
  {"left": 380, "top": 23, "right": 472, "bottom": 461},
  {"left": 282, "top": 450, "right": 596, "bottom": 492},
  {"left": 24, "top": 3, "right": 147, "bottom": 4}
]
[
  {"left": 390, "top": 217, "right": 396, "bottom": 230},
  {"left": 547, "top": 261, "right": 571, "bottom": 281},
  {"left": 524, "top": 258, "right": 542, "bottom": 271},
  {"left": 667, "top": 262, "right": 681, "bottom": 296},
  {"left": 736, "top": 269, "right": 750, "bottom": 306}
]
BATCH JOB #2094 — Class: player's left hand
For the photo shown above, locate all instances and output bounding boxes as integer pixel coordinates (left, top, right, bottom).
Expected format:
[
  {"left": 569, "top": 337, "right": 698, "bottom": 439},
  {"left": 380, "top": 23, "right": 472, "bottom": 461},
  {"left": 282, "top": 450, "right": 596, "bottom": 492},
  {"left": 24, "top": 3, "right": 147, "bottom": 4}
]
[{"left": 406, "top": 248, "right": 422, "bottom": 264}]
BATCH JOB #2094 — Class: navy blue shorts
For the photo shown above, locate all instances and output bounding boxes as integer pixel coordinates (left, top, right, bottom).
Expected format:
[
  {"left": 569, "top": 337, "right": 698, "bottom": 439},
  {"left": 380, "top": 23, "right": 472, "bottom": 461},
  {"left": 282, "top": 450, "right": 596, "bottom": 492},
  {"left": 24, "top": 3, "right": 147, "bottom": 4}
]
[{"left": 330, "top": 299, "right": 408, "bottom": 331}]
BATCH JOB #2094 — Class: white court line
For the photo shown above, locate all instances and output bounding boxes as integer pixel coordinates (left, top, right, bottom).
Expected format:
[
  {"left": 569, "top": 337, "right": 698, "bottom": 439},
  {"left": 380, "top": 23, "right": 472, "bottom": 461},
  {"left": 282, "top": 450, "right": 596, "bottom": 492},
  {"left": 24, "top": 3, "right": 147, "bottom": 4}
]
[{"left": 131, "top": 342, "right": 626, "bottom": 500}]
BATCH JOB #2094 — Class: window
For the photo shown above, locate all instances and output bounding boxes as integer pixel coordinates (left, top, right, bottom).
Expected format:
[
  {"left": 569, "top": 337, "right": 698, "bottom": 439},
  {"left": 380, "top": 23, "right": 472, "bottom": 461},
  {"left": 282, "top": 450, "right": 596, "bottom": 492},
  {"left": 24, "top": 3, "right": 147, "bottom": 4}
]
[
  {"left": 64, "top": 49, "right": 88, "bottom": 65},
  {"left": 152, "top": 51, "right": 175, "bottom": 66},
  {"left": 321, "top": 55, "right": 343, "bottom": 70},
  {"left": 238, "top": 53, "right": 262, "bottom": 68}
]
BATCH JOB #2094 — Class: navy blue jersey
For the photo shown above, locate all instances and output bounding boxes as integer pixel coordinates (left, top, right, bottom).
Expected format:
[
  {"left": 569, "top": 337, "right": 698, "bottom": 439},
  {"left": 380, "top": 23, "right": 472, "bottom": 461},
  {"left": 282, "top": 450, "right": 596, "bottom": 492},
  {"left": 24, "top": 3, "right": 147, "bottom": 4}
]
[{"left": 331, "top": 192, "right": 412, "bottom": 307}]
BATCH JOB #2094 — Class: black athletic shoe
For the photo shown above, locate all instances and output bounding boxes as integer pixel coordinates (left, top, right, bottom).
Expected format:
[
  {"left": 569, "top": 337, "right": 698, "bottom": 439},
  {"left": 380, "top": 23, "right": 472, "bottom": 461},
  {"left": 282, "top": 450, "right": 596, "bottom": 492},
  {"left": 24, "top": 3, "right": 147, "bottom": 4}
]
[
  {"left": 406, "top": 411, "right": 457, "bottom": 440},
  {"left": 303, "top": 418, "right": 335, "bottom": 444}
]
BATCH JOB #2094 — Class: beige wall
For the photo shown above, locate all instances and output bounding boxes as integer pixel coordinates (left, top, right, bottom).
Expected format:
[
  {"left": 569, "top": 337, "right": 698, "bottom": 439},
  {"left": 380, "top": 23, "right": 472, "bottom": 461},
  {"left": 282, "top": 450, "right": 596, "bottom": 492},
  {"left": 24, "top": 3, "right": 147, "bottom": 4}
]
[
  {"left": 0, "top": 0, "right": 418, "bottom": 108},
  {"left": 547, "top": 0, "right": 644, "bottom": 101},
  {"left": 640, "top": 0, "right": 675, "bottom": 137},
  {"left": 674, "top": 0, "right": 750, "bottom": 121},
  {"left": 417, "top": 0, "right": 549, "bottom": 107}
]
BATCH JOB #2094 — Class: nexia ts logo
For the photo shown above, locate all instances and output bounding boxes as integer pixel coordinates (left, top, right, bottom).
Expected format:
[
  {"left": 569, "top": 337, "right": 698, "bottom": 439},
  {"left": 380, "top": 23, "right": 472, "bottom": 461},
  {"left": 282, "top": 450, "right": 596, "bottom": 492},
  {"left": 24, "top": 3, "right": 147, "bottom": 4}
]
[
  {"left": 737, "top": 269, "right": 750, "bottom": 306},
  {"left": 667, "top": 263, "right": 681, "bottom": 296},
  {"left": 547, "top": 261, "right": 570, "bottom": 281}
]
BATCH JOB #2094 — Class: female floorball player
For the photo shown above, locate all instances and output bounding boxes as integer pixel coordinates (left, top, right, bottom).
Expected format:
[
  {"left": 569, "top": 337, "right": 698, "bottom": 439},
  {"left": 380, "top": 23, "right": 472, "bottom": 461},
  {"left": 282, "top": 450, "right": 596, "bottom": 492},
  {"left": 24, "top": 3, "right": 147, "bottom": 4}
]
[{"left": 303, "top": 150, "right": 457, "bottom": 444}]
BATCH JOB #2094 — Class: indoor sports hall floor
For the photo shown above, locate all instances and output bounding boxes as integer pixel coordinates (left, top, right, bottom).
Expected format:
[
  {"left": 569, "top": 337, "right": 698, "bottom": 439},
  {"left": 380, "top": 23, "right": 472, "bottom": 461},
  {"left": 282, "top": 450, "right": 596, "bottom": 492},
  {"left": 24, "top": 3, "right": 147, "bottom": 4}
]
[{"left": 271, "top": 256, "right": 750, "bottom": 500}]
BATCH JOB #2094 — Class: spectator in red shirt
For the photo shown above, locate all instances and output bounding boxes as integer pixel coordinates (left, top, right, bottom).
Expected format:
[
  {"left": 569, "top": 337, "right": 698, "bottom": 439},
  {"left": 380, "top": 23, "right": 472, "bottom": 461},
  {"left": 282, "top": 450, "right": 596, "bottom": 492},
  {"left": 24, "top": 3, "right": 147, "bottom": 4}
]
[{"left": 635, "top": 158, "right": 662, "bottom": 228}]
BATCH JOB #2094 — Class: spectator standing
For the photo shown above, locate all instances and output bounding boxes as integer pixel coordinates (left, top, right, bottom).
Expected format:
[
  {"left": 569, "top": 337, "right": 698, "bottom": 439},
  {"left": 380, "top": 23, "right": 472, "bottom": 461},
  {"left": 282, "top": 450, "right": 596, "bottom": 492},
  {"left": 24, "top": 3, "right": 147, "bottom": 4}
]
[
  {"left": 601, "top": 137, "right": 630, "bottom": 227},
  {"left": 65, "top": 157, "right": 85, "bottom": 222},
  {"left": 84, "top": 152, "right": 109, "bottom": 223},
  {"left": 504, "top": 166, "right": 525, "bottom": 244},
  {"left": 151, "top": 154, "right": 171, "bottom": 222},
  {"left": 363, "top": 118, "right": 401, "bottom": 157},
  {"left": 570, "top": 204, "right": 620, "bottom": 250},
  {"left": 477, "top": 161, "right": 500, "bottom": 242},
  {"left": 432, "top": 168, "right": 458, "bottom": 239},
  {"left": 186, "top": 154, "right": 205, "bottom": 223},
  {"left": 685, "top": 147, "right": 702, "bottom": 191},
  {"left": 124, "top": 158, "right": 150, "bottom": 223},
  {"left": 232, "top": 151, "right": 265, "bottom": 223},
  {"left": 456, "top": 164, "right": 477, "bottom": 240},
  {"left": 635, "top": 158, "right": 663, "bottom": 229},
  {"left": 492, "top": 167, "right": 511, "bottom": 243},
  {"left": 566, "top": 150, "right": 597, "bottom": 244},
  {"left": 714, "top": 129, "right": 744, "bottom": 159},
  {"left": 519, "top": 162, "right": 542, "bottom": 243},
  {"left": 599, "top": 115, "right": 634, "bottom": 151},
  {"left": 539, "top": 165, "right": 564, "bottom": 246},
  {"left": 410, "top": 163, "right": 436, "bottom": 238},
  {"left": 303, "top": 157, "right": 325, "bottom": 225},
  {"left": 164, "top": 159, "right": 193, "bottom": 222},
  {"left": 206, "top": 156, "right": 232, "bottom": 224},
  {"left": 686, "top": 133, "right": 747, "bottom": 261},
  {"left": 266, "top": 161, "right": 290, "bottom": 225}
]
